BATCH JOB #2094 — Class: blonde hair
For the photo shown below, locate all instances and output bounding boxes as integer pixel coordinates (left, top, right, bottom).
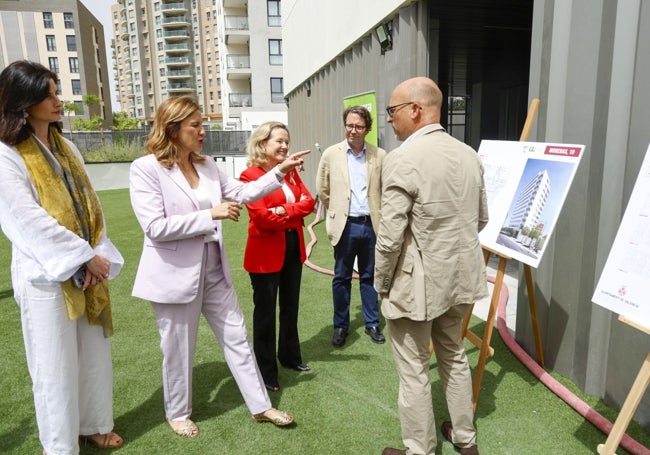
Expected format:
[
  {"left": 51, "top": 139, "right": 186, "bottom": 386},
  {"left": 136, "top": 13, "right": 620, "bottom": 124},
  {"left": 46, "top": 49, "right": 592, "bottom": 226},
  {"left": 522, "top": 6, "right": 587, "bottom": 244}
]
[
  {"left": 246, "top": 121, "right": 290, "bottom": 167},
  {"left": 145, "top": 95, "right": 206, "bottom": 168}
]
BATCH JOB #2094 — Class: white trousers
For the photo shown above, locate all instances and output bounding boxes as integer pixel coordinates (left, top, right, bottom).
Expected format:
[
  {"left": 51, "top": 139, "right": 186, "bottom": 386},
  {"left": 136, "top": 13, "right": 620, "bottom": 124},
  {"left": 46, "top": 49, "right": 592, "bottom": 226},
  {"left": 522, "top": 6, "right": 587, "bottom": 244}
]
[
  {"left": 151, "top": 242, "right": 271, "bottom": 422},
  {"left": 16, "top": 278, "right": 114, "bottom": 455}
]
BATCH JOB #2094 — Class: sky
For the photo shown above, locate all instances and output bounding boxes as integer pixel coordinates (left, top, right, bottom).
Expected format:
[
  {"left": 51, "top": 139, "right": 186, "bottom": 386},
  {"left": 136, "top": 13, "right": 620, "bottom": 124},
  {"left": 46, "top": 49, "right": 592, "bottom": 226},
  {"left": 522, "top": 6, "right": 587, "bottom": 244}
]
[{"left": 79, "top": 0, "right": 120, "bottom": 110}]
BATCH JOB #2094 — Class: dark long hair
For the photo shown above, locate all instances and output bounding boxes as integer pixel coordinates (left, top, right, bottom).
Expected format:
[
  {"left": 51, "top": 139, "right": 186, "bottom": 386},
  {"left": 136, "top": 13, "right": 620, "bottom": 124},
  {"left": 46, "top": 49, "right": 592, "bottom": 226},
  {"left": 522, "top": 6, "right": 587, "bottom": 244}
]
[{"left": 0, "top": 60, "right": 61, "bottom": 145}]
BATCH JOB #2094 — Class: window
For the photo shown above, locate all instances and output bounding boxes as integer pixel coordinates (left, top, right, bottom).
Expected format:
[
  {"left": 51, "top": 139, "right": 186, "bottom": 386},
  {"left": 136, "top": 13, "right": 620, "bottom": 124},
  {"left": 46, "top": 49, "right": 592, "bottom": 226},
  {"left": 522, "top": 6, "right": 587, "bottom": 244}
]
[
  {"left": 64, "top": 12, "right": 74, "bottom": 29},
  {"left": 48, "top": 57, "right": 59, "bottom": 73},
  {"left": 268, "top": 39, "right": 282, "bottom": 65},
  {"left": 270, "top": 77, "right": 284, "bottom": 103},
  {"left": 43, "top": 12, "right": 53, "bottom": 28},
  {"left": 66, "top": 35, "right": 77, "bottom": 52},
  {"left": 74, "top": 101, "right": 84, "bottom": 112},
  {"left": 46, "top": 35, "right": 56, "bottom": 51},
  {"left": 71, "top": 80, "right": 82, "bottom": 95},
  {"left": 69, "top": 57, "right": 79, "bottom": 73},
  {"left": 267, "top": 1, "right": 281, "bottom": 27}
]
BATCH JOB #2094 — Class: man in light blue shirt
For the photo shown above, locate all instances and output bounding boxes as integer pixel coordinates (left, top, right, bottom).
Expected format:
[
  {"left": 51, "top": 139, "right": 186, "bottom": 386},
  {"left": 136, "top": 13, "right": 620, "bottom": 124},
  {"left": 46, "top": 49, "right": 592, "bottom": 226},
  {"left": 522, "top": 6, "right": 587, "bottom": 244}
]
[{"left": 316, "top": 106, "right": 387, "bottom": 347}]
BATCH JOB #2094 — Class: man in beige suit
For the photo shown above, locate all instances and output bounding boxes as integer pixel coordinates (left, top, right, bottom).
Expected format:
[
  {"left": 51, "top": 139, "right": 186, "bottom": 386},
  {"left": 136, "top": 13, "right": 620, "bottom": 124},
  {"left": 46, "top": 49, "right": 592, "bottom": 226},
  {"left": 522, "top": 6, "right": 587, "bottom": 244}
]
[
  {"left": 376, "top": 78, "right": 488, "bottom": 455},
  {"left": 317, "top": 105, "right": 386, "bottom": 347}
]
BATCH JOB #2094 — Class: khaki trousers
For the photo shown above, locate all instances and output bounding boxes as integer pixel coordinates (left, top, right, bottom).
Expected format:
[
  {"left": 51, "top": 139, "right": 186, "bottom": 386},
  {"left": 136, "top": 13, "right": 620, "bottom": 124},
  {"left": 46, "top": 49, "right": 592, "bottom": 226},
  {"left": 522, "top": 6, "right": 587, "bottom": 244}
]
[{"left": 387, "top": 304, "right": 476, "bottom": 455}]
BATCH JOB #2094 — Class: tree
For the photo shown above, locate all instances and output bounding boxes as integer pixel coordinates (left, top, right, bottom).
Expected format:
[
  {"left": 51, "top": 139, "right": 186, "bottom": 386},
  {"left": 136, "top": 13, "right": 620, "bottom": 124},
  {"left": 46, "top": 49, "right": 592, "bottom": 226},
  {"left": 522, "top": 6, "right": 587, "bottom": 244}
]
[
  {"left": 82, "top": 94, "right": 104, "bottom": 142},
  {"left": 112, "top": 111, "right": 140, "bottom": 130},
  {"left": 82, "top": 94, "right": 101, "bottom": 117},
  {"left": 72, "top": 115, "right": 103, "bottom": 131},
  {"left": 62, "top": 101, "right": 82, "bottom": 136}
]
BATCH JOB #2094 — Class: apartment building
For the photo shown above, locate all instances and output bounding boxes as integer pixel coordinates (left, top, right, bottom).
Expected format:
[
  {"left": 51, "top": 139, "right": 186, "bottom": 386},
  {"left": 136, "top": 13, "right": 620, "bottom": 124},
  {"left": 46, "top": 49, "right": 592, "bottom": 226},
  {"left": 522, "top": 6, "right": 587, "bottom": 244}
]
[
  {"left": 0, "top": 0, "right": 113, "bottom": 128},
  {"left": 506, "top": 170, "right": 551, "bottom": 236},
  {"left": 112, "top": 0, "right": 286, "bottom": 130}
]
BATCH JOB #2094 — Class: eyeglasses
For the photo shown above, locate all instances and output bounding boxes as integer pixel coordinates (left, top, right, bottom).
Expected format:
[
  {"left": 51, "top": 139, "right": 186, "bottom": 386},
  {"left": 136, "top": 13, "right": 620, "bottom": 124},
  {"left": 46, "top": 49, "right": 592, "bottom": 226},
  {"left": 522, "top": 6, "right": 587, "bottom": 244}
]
[
  {"left": 345, "top": 124, "right": 367, "bottom": 132},
  {"left": 385, "top": 101, "right": 414, "bottom": 117}
]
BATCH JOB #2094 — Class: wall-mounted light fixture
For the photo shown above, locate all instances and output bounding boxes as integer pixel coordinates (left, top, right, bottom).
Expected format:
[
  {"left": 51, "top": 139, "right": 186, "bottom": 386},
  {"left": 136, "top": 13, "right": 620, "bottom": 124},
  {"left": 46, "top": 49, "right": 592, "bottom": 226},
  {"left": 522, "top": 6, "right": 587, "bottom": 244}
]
[
  {"left": 375, "top": 22, "right": 393, "bottom": 54},
  {"left": 305, "top": 80, "right": 311, "bottom": 97}
]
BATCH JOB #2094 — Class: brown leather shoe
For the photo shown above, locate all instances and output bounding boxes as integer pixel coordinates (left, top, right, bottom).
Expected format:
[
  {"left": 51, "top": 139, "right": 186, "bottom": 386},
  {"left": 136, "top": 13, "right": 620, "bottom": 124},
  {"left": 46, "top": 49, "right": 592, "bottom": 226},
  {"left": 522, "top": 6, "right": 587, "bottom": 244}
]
[
  {"left": 441, "top": 421, "right": 479, "bottom": 455},
  {"left": 382, "top": 448, "right": 407, "bottom": 455}
]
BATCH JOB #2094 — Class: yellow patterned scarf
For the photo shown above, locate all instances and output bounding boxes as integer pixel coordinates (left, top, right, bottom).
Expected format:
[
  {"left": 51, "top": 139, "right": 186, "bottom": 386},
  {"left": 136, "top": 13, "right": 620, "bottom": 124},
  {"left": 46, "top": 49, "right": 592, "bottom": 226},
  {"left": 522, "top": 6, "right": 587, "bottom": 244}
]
[{"left": 15, "top": 128, "right": 113, "bottom": 336}]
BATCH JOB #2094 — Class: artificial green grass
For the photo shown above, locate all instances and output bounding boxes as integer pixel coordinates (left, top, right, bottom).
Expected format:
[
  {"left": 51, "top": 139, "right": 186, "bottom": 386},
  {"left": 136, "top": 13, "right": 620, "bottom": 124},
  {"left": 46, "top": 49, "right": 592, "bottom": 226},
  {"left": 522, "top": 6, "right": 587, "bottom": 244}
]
[{"left": 0, "top": 188, "right": 648, "bottom": 454}]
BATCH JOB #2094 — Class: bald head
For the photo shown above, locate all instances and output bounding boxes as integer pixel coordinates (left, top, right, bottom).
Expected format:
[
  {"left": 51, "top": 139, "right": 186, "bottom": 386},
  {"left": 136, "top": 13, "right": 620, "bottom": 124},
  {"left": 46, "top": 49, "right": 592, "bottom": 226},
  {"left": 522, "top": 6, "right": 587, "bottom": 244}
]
[{"left": 387, "top": 77, "right": 443, "bottom": 140}]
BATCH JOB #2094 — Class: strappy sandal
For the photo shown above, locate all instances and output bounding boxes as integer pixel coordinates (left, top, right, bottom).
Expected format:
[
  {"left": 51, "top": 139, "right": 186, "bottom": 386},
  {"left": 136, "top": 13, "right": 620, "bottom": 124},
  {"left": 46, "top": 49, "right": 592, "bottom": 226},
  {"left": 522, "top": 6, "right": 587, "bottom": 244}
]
[
  {"left": 79, "top": 431, "right": 123, "bottom": 449},
  {"left": 167, "top": 418, "right": 199, "bottom": 438},
  {"left": 252, "top": 408, "right": 294, "bottom": 427}
]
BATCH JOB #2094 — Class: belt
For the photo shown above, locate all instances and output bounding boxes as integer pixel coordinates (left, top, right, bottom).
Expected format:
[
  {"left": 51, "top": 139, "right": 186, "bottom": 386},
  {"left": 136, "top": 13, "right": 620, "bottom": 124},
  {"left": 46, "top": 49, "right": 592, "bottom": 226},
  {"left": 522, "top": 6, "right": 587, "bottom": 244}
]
[{"left": 347, "top": 215, "right": 371, "bottom": 223}]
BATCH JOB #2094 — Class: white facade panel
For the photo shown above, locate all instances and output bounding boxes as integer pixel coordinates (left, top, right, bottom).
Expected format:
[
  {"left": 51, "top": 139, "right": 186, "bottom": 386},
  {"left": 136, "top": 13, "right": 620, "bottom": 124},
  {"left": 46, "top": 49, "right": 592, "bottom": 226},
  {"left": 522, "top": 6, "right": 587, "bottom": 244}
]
[{"left": 282, "top": 0, "right": 409, "bottom": 92}]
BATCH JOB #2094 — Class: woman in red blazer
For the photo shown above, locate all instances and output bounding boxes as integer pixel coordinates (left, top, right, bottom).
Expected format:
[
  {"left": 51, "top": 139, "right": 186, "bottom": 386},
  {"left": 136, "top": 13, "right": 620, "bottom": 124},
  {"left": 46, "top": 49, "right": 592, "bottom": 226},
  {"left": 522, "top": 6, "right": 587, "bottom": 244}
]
[{"left": 240, "top": 121, "right": 315, "bottom": 392}]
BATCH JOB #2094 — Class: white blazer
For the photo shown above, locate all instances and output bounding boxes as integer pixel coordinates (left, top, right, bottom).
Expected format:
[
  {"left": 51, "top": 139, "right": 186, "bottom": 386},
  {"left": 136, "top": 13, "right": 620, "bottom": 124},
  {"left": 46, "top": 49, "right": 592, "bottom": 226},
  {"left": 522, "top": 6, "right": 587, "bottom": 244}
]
[{"left": 129, "top": 154, "right": 281, "bottom": 304}]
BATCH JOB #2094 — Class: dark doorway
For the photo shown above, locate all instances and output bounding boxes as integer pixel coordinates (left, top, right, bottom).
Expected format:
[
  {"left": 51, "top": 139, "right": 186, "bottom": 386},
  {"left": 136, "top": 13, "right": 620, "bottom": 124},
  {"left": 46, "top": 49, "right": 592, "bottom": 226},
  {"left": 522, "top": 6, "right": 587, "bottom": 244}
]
[{"left": 429, "top": 0, "right": 534, "bottom": 148}]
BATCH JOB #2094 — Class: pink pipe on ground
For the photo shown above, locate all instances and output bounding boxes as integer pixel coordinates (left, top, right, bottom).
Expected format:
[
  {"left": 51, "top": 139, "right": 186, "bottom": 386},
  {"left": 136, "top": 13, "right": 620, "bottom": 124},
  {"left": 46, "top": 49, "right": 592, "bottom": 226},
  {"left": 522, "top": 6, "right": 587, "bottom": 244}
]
[
  {"left": 305, "top": 202, "right": 648, "bottom": 454},
  {"left": 492, "top": 276, "right": 649, "bottom": 455}
]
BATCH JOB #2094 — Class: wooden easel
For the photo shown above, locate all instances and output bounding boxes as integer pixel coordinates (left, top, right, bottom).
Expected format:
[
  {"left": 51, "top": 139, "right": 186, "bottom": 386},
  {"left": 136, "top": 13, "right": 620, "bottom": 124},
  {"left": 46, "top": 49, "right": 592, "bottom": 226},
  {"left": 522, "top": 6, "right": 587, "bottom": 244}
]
[
  {"left": 463, "top": 98, "right": 547, "bottom": 412},
  {"left": 596, "top": 317, "right": 650, "bottom": 455}
]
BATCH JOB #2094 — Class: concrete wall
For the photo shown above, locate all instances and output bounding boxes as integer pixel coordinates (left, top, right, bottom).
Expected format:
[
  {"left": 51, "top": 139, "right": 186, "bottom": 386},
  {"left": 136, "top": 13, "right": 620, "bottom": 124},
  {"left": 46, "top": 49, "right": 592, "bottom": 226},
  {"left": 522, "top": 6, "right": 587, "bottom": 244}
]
[
  {"left": 282, "top": 0, "right": 413, "bottom": 93},
  {"left": 522, "top": 0, "right": 649, "bottom": 429},
  {"left": 285, "top": 2, "right": 428, "bottom": 194}
]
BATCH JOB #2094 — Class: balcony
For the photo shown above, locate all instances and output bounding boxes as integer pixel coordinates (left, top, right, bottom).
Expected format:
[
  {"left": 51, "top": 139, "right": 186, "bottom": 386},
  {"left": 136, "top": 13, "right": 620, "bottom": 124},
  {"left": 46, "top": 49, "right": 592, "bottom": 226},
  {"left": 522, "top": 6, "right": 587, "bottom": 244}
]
[
  {"left": 223, "top": 0, "right": 246, "bottom": 7},
  {"left": 166, "top": 69, "right": 194, "bottom": 78},
  {"left": 229, "top": 92, "right": 252, "bottom": 107},
  {"left": 224, "top": 15, "right": 249, "bottom": 45},
  {"left": 165, "top": 56, "right": 192, "bottom": 66},
  {"left": 226, "top": 54, "right": 250, "bottom": 69},
  {"left": 165, "top": 43, "right": 191, "bottom": 54},
  {"left": 163, "top": 30, "right": 190, "bottom": 40},
  {"left": 224, "top": 15, "right": 248, "bottom": 31},
  {"left": 161, "top": 16, "right": 189, "bottom": 27},
  {"left": 225, "top": 54, "right": 250, "bottom": 80},
  {"left": 161, "top": 2, "right": 187, "bottom": 13},
  {"left": 168, "top": 82, "right": 195, "bottom": 92}
]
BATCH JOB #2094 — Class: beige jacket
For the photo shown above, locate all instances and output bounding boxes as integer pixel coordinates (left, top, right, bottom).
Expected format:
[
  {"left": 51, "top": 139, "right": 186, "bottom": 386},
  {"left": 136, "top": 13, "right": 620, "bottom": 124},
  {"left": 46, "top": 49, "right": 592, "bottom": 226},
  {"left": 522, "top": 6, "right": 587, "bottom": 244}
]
[
  {"left": 374, "top": 124, "right": 489, "bottom": 321},
  {"left": 316, "top": 140, "right": 386, "bottom": 246}
]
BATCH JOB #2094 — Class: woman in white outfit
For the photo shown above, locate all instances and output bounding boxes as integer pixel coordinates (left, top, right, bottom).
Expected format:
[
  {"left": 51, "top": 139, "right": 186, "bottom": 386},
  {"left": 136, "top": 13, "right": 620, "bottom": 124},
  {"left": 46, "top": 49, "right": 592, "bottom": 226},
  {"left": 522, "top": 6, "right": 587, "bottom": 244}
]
[
  {"left": 129, "top": 96, "right": 308, "bottom": 438},
  {"left": 0, "top": 60, "right": 124, "bottom": 454}
]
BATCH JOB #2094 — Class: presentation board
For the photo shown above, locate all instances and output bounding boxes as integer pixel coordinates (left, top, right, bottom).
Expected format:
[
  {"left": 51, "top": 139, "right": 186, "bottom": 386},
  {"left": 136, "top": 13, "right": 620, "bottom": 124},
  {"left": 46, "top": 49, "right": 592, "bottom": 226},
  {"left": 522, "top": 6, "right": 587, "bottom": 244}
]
[
  {"left": 592, "top": 144, "right": 650, "bottom": 329},
  {"left": 478, "top": 140, "right": 586, "bottom": 268}
]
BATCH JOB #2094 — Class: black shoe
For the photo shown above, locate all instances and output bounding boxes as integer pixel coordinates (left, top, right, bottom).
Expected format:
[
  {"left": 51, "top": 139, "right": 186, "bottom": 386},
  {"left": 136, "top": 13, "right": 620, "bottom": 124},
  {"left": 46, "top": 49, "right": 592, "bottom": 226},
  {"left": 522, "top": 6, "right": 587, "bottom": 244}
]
[
  {"left": 265, "top": 383, "right": 280, "bottom": 392},
  {"left": 293, "top": 363, "right": 311, "bottom": 372},
  {"left": 331, "top": 327, "right": 348, "bottom": 347},
  {"left": 365, "top": 326, "right": 385, "bottom": 344}
]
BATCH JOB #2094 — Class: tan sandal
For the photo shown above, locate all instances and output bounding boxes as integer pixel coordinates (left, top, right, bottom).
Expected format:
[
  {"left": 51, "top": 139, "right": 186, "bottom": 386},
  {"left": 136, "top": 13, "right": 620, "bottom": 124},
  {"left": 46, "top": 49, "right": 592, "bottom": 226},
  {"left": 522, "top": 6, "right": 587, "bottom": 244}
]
[
  {"left": 167, "top": 418, "right": 199, "bottom": 438},
  {"left": 252, "top": 408, "right": 294, "bottom": 427},
  {"left": 79, "top": 431, "right": 123, "bottom": 449}
]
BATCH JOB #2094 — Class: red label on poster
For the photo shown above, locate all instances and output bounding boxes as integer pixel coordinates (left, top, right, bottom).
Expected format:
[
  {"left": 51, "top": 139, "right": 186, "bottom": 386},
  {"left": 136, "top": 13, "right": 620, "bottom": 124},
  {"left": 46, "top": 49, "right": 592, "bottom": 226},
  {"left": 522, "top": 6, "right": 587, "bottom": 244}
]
[{"left": 544, "top": 146, "right": 581, "bottom": 157}]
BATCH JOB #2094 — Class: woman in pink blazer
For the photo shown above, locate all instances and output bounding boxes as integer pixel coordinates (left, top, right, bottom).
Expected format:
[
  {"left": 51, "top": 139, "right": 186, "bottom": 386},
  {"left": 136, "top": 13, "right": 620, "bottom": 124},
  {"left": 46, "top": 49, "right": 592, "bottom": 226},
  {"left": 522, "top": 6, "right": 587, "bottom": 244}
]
[
  {"left": 129, "top": 97, "right": 308, "bottom": 437},
  {"left": 240, "top": 122, "right": 315, "bottom": 392}
]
